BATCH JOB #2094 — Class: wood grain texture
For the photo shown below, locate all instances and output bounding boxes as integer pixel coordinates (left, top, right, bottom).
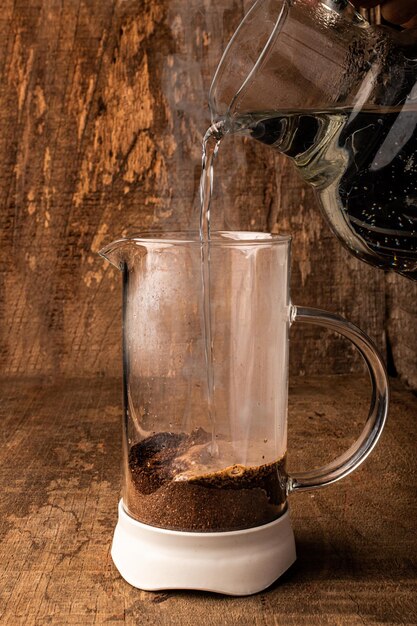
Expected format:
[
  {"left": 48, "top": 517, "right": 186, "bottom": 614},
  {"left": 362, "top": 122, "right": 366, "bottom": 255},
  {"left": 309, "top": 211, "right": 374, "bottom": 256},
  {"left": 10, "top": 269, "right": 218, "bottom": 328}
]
[
  {"left": 2, "top": 0, "right": 412, "bottom": 382},
  {"left": 0, "top": 375, "right": 415, "bottom": 624}
]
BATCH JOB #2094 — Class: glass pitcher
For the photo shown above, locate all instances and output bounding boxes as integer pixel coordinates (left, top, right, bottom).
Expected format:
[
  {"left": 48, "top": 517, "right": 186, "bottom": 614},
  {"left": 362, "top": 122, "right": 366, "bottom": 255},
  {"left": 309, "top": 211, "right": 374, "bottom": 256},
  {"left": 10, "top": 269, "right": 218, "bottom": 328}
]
[
  {"left": 100, "top": 231, "right": 389, "bottom": 595},
  {"left": 209, "top": 0, "right": 417, "bottom": 279}
]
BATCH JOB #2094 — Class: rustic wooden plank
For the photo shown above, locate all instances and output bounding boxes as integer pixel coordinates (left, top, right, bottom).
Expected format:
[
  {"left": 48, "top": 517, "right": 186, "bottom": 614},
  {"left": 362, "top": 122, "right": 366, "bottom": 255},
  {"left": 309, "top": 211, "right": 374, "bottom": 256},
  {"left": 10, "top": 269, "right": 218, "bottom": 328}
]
[
  {"left": 0, "top": 376, "right": 415, "bottom": 624},
  {"left": 0, "top": 0, "right": 390, "bottom": 381}
]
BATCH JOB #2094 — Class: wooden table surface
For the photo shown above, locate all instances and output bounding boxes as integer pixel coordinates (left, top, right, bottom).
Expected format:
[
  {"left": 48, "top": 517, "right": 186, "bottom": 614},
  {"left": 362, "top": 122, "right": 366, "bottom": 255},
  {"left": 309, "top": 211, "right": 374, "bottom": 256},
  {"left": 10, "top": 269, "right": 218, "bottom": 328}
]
[{"left": 0, "top": 375, "right": 416, "bottom": 625}]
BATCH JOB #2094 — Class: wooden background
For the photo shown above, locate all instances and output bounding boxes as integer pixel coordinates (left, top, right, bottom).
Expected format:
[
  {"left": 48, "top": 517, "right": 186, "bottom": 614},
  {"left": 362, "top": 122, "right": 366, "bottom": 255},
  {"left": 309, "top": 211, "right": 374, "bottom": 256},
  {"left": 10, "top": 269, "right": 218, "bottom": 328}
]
[
  {"left": 0, "top": 0, "right": 416, "bottom": 387},
  {"left": 1, "top": 4, "right": 416, "bottom": 622}
]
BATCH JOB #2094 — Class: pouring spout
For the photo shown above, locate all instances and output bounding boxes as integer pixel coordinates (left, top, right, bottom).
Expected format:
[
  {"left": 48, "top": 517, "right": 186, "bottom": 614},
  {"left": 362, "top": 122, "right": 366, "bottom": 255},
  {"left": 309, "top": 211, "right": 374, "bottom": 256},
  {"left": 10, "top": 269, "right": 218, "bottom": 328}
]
[
  {"left": 99, "top": 238, "right": 146, "bottom": 270},
  {"left": 99, "top": 239, "right": 126, "bottom": 270},
  {"left": 100, "top": 233, "right": 184, "bottom": 270}
]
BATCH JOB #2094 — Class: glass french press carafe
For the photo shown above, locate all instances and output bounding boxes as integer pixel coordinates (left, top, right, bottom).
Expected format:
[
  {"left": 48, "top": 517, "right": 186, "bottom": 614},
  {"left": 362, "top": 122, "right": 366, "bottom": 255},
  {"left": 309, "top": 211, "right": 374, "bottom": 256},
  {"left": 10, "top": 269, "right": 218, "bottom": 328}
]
[
  {"left": 209, "top": 0, "right": 417, "bottom": 278},
  {"left": 100, "top": 231, "right": 389, "bottom": 595}
]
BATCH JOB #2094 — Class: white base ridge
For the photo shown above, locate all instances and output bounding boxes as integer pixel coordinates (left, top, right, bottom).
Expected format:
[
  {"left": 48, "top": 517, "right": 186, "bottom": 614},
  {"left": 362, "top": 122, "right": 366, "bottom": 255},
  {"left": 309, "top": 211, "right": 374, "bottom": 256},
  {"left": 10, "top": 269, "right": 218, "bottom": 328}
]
[{"left": 111, "top": 499, "right": 296, "bottom": 596}]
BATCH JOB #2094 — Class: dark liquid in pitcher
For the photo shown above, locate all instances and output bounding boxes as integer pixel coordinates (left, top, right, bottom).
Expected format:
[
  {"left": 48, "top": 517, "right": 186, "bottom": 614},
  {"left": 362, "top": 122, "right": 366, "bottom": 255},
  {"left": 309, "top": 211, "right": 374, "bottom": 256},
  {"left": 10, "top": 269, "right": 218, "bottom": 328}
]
[{"left": 249, "top": 107, "right": 417, "bottom": 278}]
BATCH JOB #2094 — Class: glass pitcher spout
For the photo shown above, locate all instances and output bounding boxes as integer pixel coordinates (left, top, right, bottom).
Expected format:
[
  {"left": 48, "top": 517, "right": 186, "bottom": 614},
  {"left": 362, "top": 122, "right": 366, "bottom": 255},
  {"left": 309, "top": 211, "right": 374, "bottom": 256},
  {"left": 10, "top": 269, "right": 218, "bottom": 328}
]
[
  {"left": 99, "top": 236, "right": 165, "bottom": 272},
  {"left": 99, "top": 233, "right": 203, "bottom": 270},
  {"left": 99, "top": 239, "right": 140, "bottom": 271},
  {"left": 100, "top": 239, "right": 123, "bottom": 270}
]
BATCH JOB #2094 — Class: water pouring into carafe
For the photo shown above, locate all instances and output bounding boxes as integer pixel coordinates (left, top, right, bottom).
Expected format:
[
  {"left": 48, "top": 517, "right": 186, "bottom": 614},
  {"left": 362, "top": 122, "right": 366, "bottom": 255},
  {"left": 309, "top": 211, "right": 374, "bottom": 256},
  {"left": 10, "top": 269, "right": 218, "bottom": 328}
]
[
  {"left": 207, "top": 0, "right": 417, "bottom": 278},
  {"left": 100, "top": 0, "right": 401, "bottom": 596}
]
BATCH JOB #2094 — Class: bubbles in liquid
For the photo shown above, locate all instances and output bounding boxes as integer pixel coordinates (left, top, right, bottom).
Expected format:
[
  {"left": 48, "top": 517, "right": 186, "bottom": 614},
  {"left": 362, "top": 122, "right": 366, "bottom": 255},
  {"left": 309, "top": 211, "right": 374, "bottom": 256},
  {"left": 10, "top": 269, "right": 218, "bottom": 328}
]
[{"left": 248, "top": 106, "right": 417, "bottom": 279}]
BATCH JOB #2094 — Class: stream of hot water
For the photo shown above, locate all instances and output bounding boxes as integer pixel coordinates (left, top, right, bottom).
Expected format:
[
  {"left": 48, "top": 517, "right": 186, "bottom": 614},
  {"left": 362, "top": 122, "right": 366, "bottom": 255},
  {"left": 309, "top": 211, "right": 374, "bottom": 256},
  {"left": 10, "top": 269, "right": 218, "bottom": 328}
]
[{"left": 199, "top": 122, "right": 224, "bottom": 456}]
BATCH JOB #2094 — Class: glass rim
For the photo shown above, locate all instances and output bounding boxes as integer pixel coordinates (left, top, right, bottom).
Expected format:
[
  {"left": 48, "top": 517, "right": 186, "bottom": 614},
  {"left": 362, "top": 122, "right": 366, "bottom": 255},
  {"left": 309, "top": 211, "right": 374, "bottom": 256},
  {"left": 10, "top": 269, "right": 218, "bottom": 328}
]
[{"left": 104, "top": 230, "right": 291, "bottom": 248}]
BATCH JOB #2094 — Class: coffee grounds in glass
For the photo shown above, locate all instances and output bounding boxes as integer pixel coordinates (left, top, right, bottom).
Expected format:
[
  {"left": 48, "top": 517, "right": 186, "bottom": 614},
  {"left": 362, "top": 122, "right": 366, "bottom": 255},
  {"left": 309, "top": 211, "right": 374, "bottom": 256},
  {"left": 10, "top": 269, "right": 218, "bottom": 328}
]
[{"left": 124, "top": 428, "right": 287, "bottom": 532}]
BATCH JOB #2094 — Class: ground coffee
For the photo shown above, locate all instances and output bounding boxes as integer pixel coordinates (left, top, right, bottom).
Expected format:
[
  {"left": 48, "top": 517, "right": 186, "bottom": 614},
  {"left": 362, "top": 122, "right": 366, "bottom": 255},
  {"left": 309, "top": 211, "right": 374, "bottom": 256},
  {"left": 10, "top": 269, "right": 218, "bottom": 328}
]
[{"left": 125, "top": 428, "right": 287, "bottom": 532}]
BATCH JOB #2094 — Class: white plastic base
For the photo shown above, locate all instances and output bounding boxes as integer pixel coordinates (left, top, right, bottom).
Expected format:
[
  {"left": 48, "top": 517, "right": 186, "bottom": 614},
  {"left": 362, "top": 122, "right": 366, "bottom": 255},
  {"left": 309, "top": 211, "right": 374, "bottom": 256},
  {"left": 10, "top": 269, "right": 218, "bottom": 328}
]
[{"left": 111, "top": 499, "right": 296, "bottom": 596}]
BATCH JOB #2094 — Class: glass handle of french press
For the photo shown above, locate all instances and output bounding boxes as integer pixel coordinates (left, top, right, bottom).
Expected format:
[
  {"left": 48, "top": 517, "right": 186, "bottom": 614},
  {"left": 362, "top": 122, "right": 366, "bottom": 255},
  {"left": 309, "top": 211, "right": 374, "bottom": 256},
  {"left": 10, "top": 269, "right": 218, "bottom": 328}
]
[{"left": 287, "top": 305, "right": 389, "bottom": 493}]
